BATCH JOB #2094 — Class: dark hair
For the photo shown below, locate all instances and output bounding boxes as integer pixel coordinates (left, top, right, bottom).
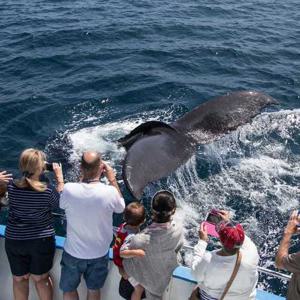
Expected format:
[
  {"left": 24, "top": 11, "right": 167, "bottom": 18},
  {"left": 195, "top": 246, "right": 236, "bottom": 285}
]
[
  {"left": 124, "top": 202, "right": 146, "bottom": 226},
  {"left": 81, "top": 152, "right": 101, "bottom": 180},
  {"left": 152, "top": 190, "right": 176, "bottom": 223}
]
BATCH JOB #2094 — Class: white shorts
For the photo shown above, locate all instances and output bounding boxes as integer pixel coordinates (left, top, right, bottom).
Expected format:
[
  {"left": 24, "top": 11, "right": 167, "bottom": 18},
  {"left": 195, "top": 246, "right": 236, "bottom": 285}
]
[{"left": 128, "top": 276, "right": 140, "bottom": 287}]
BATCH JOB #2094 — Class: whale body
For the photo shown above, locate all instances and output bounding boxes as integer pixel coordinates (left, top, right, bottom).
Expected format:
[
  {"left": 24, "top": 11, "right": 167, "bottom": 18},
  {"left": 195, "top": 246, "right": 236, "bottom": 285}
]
[{"left": 119, "top": 91, "right": 277, "bottom": 199}]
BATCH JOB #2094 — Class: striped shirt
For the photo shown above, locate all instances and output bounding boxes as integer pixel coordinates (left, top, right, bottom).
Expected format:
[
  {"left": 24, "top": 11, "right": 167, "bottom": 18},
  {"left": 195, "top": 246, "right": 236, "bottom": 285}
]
[
  {"left": 5, "top": 180, "right": 60, "bottom": 240},
  {"left": 200, "top": 289, "right": 218, "bottom": 300}
]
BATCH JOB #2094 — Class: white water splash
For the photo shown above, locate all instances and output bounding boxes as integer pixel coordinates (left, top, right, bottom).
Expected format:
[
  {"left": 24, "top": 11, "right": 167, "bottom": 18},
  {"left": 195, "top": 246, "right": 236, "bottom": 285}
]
[
  {"left": 161, "top": 110, "right": 300, "bottom": 257},
  {"left": 68, "top": 120, "right": 140, "bottom": 165}
]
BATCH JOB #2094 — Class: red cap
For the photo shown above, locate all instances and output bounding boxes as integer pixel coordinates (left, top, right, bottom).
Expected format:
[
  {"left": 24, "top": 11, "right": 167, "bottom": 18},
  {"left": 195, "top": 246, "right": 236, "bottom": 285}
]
[{"left": 217, "top": 223, "right": 245, "bottom": 250}]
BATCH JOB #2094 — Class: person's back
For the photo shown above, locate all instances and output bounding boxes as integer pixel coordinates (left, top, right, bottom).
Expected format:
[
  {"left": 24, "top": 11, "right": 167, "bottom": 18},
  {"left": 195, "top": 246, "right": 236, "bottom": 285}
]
[
  {"left": 61, "top": 181, "right": 124, "bottom": 258},
  {"left": 6, "top": 180, "right": 59, "bottom": 239},
  {"left": 124, "top": 221, "right": 183, "bottom": 296},
  {"left": 59, "top": 151, "right": 125, "bottom": 300},
  {"left": 195, "top": 236, "right": 258, "bottom": 299},
  {"left": 1, "top": 149, "right": 64, "bottom": 300},
  {"left": 113, "top": 202, "right": 147, "bottom": 300},
  {"left": 123, "top": 191, "right": 184, "bottom": 300},
  {"left": 191, "top": 212, "right": 259, "bottom": 300}
]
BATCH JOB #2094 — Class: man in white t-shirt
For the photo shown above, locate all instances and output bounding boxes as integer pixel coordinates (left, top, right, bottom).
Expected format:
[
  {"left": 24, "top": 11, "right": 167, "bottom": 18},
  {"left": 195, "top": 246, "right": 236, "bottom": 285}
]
[{"left": 59, "top": 151, "right": 125, "bottom": 300}]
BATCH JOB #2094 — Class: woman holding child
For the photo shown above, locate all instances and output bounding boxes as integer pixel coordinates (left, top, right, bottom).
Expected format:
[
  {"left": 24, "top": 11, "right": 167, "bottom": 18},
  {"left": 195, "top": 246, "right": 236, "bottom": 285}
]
[
  {"left": 120, "top": 191, "right": 184, "bottom": 300},
  {"left": 0, "top": 149, "right": 63, "bottom": 300}
]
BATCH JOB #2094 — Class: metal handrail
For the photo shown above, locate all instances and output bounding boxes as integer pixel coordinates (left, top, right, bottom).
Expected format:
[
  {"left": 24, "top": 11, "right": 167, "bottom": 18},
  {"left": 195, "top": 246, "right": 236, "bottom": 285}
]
[
  {"left": 52, "top": 212, "right": 291, "bottom": 281},
  {"left": 257, "top": 266, "right": 291, "bottom": 281}
]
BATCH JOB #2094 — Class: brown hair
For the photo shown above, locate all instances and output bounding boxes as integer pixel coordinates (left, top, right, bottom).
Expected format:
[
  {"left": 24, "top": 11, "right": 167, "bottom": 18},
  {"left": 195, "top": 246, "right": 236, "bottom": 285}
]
[
  {"left": 81, "top": 152, "right": 102, "bottom": 181},
  {"left": 124, "top": 202, "right": 146, "bottom": 226},
  {"left": 15, "top": 148, "right": 47, "bottom": 192}
]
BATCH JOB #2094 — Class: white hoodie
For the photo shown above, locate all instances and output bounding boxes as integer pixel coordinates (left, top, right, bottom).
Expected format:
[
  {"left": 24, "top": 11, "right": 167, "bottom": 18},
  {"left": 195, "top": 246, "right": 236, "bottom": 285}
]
[{"left": 191, "top": 236, "right": 259, "bottom": 300}]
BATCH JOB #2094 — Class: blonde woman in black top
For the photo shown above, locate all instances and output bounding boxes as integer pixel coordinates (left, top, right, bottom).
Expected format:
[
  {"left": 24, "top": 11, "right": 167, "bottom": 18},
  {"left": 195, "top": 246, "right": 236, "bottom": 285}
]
[{"left": 0, "top": 148, "right": 63, "bottom": 300}]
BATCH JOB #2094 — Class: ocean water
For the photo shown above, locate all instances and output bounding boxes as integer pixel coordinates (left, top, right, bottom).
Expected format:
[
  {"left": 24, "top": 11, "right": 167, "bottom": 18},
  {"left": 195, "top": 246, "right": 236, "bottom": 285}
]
[{"left": 1, "top": 0, "right": 300, "bottom": 296}]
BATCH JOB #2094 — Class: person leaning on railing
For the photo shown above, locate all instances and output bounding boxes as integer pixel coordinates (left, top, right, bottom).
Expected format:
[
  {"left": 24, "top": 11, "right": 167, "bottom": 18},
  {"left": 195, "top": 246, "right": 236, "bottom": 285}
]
[
  {"left": 190, "top": 211, "right": 259, "bottom": 300},
  {"left": 275, "top": 210, "right": 300, "bottom": 300},
  {"left": 0, "top": 148, "right": 63, "bottom": 300}
]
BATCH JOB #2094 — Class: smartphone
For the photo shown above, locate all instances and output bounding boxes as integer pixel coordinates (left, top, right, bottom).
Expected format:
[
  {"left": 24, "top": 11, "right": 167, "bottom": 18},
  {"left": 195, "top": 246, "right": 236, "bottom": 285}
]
[
  {"left": 45, "top": 162, "right": 54, "bottom": 172},
  {"left": 206, "top": 210, "right": 222, "bottom": 225},
  {"left": 203, "top": 209, "right": 222, "bottom": 238}
]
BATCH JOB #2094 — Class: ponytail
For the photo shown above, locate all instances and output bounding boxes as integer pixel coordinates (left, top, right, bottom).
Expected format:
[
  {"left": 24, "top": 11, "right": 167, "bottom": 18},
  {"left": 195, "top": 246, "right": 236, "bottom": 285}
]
[{"left": 16, "top": 176, "right": 47, "bottom": 192}]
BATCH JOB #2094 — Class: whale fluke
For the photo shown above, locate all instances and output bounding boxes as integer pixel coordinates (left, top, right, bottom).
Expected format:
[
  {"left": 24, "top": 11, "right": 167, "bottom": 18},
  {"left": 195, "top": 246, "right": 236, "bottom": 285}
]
[
  {"left": 118, "top": 121, "right": 177, "bottom": 151},
  {"left": 120, "top": 91, "right": 278, "bottom": 199}
]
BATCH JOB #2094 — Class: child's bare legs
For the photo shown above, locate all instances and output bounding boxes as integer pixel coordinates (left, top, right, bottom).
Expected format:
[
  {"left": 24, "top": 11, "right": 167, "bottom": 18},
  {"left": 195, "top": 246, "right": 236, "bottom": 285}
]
[
  {"left": 131, "top": 285, "right": 144, "bottom": 300},
  {"left": 118, "top": 267, "right": 129, "bottom": 280}
]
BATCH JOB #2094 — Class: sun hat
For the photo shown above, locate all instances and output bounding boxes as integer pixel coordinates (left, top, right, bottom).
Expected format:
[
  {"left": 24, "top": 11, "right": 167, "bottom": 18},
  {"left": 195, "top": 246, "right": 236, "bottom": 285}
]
[{"left": 217, "top": 222, "right": 245, "bottom": 250}]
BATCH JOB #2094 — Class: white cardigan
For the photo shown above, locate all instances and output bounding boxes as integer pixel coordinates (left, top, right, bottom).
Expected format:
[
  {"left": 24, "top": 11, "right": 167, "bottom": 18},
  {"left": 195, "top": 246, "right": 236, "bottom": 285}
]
[{"left": 191, "top": 236, "right": 259, "bottom": 300}]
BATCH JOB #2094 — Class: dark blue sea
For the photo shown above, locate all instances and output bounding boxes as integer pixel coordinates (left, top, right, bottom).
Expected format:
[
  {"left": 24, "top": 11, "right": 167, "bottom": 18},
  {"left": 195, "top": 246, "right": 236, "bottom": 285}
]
[{"left": 1, "top": 0, "right": 300, "bottom": 296}]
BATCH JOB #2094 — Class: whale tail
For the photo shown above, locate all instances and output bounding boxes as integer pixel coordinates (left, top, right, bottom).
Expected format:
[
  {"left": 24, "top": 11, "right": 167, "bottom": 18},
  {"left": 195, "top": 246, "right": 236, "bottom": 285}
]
[
  {"left": 118, "top": 120, "right": 177, "bottom": 151},
  {"left": 120, "top": 91, "right": 278, "bottom": 199}
]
